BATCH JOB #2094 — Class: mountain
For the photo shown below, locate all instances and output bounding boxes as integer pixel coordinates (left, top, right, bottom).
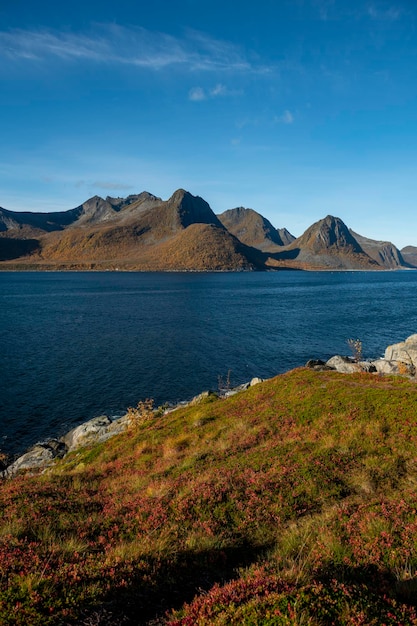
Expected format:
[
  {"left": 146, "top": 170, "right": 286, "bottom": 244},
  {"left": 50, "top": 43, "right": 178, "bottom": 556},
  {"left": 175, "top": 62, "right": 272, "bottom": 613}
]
[
  {"left": 401, "top": 246, "right": 417, "bottom": 268},
  {"left": 0, "top": 190, "right": 259, "bottom": 270},
  {"left": 0, "top": 193, "right": 155, "bottom": 236},
  {"left": 267, "top": 215, "right": 380, "bottom": 270},
  {"left": 218, "top": 207, "right": 295, "bottom": 251},
  {"left": 350, "top": 230, "right": 408, "bottom": 269},
  {"left": 0, "top": 193, "right": 415, "bottom": 270}
]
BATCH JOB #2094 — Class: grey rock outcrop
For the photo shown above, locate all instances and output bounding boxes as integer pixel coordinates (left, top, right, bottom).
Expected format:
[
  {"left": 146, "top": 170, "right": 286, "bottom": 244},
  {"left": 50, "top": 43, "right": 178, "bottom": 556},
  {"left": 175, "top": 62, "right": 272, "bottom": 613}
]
[
  {"left": 5, "top": 439, "right": 67, "bottom": 477},
  {"left": 62, "top": 415, "right": 128, "bottom": 453},
  {"left": 324, "top": 335, "right": 417, "bottom": 377},
  {"left": 189, "top": 390, "right": 219, "bottom": 405},
  {"left": 306, "top": 359, "right": 333, "bottom": 371},
  {"left": 371, "top": 359, "right": 402, "bottom": 375},
  {"left": 384, "top": 334, "right": 417, "bottom": 373},
  {"left": 326, "top": 355, "right": 364, "bottom": 374}
]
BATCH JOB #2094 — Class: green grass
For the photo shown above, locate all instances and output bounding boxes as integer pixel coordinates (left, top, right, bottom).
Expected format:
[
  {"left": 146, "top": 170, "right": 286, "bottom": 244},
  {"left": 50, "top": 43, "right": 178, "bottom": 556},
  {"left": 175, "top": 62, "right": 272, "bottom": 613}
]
[{"left": 1, "top": 368, "right": 417, "bottom": 624}]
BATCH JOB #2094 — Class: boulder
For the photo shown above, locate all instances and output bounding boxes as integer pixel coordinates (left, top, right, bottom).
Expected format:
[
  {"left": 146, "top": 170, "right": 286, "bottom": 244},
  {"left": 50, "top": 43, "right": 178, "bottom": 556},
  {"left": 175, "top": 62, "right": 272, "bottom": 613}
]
[
  {"left": 62, "top": 415, "right": 115, "bottom": 452},
  {"left": 305, "top": 359, "right": 333, "bottom": 371},
  {"left": 371, "top": 359, "right": 401, "bottom": 375},
  {"left": 326, "top": 355, "right": 363, "bottom": 374},
  {"left": 384, "top": 335, "right": 417, "bottom": 373},
  {"left": 371, "top": 359, "right": 414, "bottom": 376},
  {"left": 189, "top": 390, "right": 219, "bottom": 405},
  {"left": 358, "top": 361, "right": 377, "bottom": 373},
  {"left": 250, "top": 377, "right": 263, "bottom": 386},
  {"left": 5, "top": 439, "right": 67, "bottom": 477}
]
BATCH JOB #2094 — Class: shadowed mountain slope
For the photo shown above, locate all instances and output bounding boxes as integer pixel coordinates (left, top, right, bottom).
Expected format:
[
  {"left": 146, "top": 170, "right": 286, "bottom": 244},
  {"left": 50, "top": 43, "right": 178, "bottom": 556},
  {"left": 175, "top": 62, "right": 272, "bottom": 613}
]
[
  {"left": 218, "top": 207, "right": 295, "bottom": 251},
  {"left": 350, "top": 230, "right": 407, "bottom": 269},
  {"left": 401, "top": 246, "right": 417, "bottom": 268}
]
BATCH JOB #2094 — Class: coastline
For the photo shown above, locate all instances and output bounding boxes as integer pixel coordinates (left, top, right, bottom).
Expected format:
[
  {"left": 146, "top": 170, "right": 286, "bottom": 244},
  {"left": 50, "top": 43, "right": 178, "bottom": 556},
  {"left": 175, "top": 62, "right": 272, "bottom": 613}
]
[{"left": 3, "top": 332, "right": 417, "bottom": 478}]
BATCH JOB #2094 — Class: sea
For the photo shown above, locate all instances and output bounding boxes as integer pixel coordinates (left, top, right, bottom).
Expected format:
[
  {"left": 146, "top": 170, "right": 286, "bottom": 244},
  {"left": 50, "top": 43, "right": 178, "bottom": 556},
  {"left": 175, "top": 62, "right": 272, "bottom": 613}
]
[{"left": 2, "top": 270, "right": 417, "bottom": 457}]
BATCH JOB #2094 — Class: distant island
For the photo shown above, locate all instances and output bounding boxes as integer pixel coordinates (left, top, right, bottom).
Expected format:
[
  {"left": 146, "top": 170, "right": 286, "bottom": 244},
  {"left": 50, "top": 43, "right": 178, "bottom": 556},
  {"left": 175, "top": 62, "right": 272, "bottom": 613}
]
[{"left": 1, "top": 188, "right": 416, "bottom": 271}]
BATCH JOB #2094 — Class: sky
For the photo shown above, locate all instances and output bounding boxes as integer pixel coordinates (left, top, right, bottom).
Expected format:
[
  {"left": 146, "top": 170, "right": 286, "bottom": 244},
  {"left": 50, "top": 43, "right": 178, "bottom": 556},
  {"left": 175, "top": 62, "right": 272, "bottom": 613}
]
[{"left": 1, "top": 0, "right": 417, "bottom": 248}]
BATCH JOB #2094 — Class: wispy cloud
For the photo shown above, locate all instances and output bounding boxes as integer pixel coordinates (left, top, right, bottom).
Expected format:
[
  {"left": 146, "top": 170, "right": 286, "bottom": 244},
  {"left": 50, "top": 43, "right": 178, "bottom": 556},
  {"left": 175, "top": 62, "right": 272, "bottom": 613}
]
[
  {"left": 366, "top": 3, "right": 403, "bottom": 21},
  {"left": 275, "top": 110, "right": 295, "bottom": 124},
  {"left": 189, "top": 87, "right": 207, "bottom": 101},
  {"left": 188, "top": 82, "right": 243, "bottom": 101},
  {"left": 0, "top": 24, "right": 271, "bottom": 74}
]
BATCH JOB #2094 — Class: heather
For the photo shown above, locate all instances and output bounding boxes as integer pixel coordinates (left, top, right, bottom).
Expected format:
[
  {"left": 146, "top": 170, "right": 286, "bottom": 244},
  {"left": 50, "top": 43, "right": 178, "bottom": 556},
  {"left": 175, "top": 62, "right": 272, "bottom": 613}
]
[{"left": 1, "top": 369, "right": 417, "bottom": 624}]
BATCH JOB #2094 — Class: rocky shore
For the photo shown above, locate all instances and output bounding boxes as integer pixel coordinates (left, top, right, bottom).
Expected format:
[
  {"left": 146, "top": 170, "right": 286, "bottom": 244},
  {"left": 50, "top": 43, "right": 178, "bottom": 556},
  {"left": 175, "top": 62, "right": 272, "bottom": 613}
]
[{"left": 3, "top": 335, "right": 417, "bottom": 478}]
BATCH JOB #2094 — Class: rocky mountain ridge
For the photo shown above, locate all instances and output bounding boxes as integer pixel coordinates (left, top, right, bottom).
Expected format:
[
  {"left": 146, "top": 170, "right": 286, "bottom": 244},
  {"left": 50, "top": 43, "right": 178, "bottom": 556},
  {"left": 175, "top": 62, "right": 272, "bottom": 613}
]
[{"left": 0, "top": 189, "right": 414, "bottom": 271}]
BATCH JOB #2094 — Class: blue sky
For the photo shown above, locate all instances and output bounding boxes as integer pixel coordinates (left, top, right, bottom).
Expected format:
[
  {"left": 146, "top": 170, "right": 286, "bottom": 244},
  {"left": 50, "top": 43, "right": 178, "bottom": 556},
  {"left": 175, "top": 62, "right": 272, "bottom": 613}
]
[{"left": 1, "top": 0, "right": 417, "bottom": 247}]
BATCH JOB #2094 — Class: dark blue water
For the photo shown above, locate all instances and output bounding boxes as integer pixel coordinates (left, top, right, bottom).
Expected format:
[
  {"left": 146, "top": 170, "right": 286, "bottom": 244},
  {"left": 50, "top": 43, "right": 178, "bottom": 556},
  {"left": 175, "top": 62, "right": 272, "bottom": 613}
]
[{"left": 1, "top": 270, "right": 417, "bottom": 456}]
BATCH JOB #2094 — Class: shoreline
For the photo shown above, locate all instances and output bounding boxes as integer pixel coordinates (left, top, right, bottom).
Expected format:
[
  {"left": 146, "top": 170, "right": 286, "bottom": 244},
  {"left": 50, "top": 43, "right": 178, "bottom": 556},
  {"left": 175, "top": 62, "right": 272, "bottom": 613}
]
[{"left": 3, "top": 331, "right": 417, "bottom": 477}]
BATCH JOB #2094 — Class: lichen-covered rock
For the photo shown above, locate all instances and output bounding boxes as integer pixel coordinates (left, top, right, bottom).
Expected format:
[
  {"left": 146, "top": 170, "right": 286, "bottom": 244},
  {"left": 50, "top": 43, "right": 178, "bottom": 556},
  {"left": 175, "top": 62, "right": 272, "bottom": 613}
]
[
  {"left": 358, "top": 361, "right": 377, "bottom": 373},
  {"left": 305, "top": 359, "right": 333, "bottom": 371},
  {"left": 384, "top": 334, "right": 417, "bottom": 373},
  {"left": 326, "top": 355, "right": 363, "bottom": 373},
  {"left": 5, "top": 439, "right": 67, "bottom": 477},
  {"left": 371, "top": 359, "right": 401, "bottom": 375},
  {"left": 62, "top": 415, "right": 115, "bottom": 452},
  {"left": 371, "top": 359, "right": 414, "bottom": 376}
]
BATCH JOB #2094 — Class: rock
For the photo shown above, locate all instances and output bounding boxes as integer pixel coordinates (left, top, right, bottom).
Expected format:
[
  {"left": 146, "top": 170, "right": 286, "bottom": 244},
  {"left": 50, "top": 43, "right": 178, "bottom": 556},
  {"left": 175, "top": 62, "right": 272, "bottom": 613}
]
[
  {"left": 358, "top": 361, "right": 377, "bottom": 373},
  {"left": 326, "top": 355, "right": 363, "bottom": 374},
  {"left": 62, "top": 415, "right": 114, "bottom": 452},
  {"left": 5, "top": 439, "right": 67, "bottom": 477},
  {"left": 305, "top": 359, "right": 333, "bottom": 371},
  {"left": 189, "top": 390, "right": 219, "bottom": 405},
  {"left": 384, "top": 335, "right": 417, "bottom": 374},
  {"left": 306, "top": 359, "right": 326, "bottom": 368},
  {"left": 371, "top": 359, "right": 400, "bottom": 375},
  {"left": 250, "top": 377, "right": 263, "bottom": 386},
  {"left": 371, "top": 359, "right": 414, "bottom": 376}
]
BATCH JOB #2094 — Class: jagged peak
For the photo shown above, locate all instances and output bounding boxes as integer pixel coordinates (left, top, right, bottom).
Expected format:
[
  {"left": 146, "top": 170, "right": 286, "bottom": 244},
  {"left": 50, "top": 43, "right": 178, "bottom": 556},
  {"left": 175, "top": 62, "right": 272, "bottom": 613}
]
[
  {"left": 295, "top": 214, "right": 364, "bottom": 253},
  {"left": 82, "top": 195, "right": 105, "bottom": 205},
  {"left": 167, "top": 188, "right": 190, "bottom": 203}
]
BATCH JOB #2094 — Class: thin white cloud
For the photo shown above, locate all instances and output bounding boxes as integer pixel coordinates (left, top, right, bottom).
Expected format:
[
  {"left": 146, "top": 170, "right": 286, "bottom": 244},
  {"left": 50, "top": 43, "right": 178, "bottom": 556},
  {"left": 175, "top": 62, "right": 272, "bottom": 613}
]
[
  {"left": 189, "top": 86, "right": 206, "bottom": 101},
  {"left": 211, "top": 83, "right": 227, "bottom": 96},
  {"left": 275, "top": 110, "right": 295, "bottom": 124},
  {"left": 366, "top": 4, "right": 403, "bottom": 21},
  {"left": 0, "top": 24, "right": 271, "bottom": 75},
  {"left": 189, "top": 82, "right": 242, "bottom": 102}
]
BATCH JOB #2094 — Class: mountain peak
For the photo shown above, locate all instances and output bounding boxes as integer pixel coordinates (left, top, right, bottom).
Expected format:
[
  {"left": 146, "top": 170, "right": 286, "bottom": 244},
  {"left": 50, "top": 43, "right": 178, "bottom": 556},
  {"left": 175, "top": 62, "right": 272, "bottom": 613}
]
[
  {"left": 218, "top": 206, "right": 291, "bottom": 251},
  {"left": 300, "top": 215, "right": 363, "bottom": 252},
  {"left": 166, "top": 189, "right": 223, "bottom": 229}
]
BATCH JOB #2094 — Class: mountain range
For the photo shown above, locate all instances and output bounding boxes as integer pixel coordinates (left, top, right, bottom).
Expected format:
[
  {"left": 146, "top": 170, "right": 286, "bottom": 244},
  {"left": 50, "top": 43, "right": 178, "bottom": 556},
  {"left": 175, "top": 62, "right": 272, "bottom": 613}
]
[{"left": 0, "top": 189, "right": 415, "bottom": 271}]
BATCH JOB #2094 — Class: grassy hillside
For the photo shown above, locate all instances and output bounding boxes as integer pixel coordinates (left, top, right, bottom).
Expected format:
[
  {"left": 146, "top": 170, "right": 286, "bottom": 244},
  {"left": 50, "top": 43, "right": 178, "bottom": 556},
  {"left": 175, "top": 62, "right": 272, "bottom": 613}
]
[{"left": 1, "top": 369, "right": 417, "bottom": 624}]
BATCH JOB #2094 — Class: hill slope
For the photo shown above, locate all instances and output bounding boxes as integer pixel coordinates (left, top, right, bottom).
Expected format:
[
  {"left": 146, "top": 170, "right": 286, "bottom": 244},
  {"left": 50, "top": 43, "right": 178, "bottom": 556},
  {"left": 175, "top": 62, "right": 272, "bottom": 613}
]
[
  {"left": 350, "top": 229, "right": 408, "bottom": 269},
  {"left": 218, "top": 207, "right": 295, "bottom": 251},
  {"left": 1, "top": 368, "right": 417, "bottom": 624},
  {"left": 401, "top": 246, "right": 417, "bottom": 268}
]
